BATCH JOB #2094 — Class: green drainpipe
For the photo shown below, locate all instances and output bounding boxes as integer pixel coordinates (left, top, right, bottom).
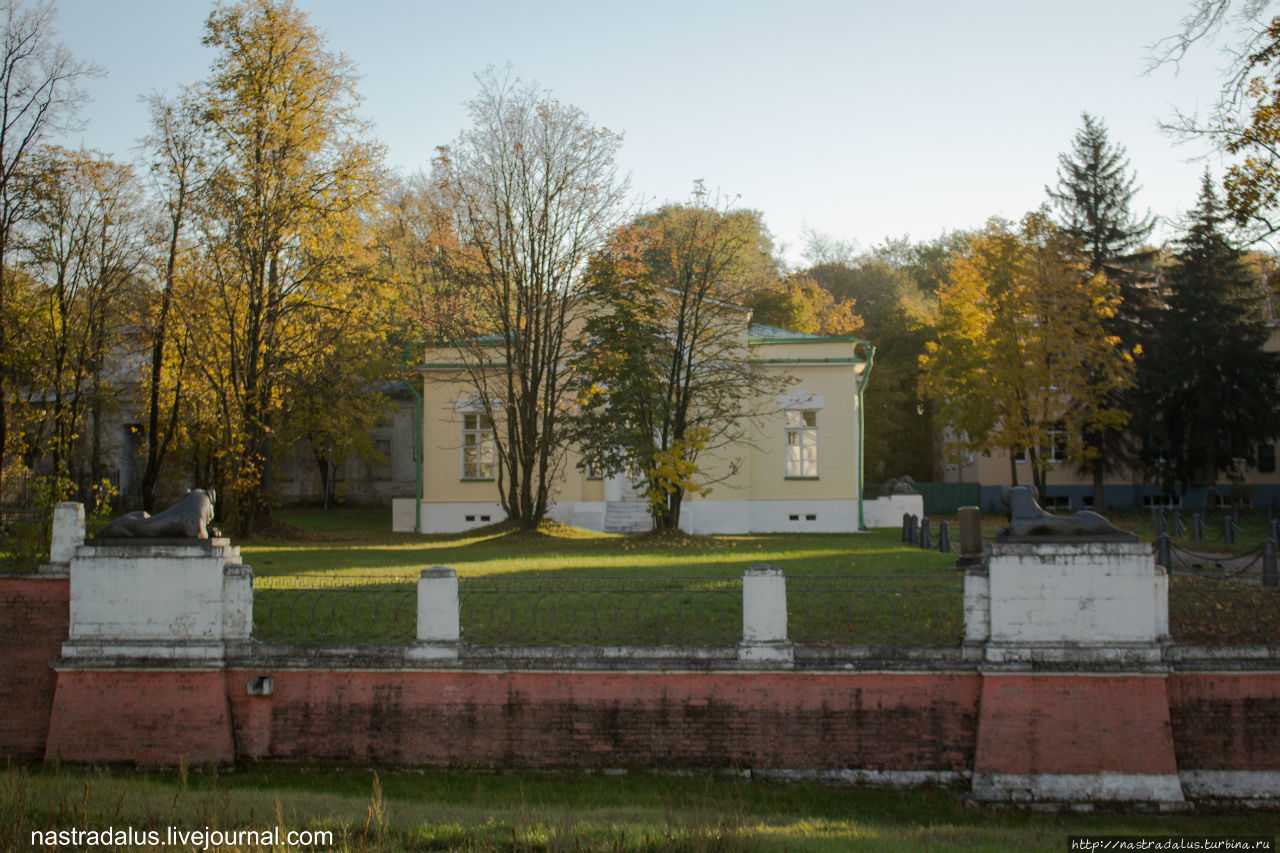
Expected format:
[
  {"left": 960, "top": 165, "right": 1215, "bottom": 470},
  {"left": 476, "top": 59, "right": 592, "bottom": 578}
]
[
  {"left": 401, "top": 346, "right": 424, "bottom": 534},
  {"left": 855, "top": 341, "right": 875, "bottom": 531}
]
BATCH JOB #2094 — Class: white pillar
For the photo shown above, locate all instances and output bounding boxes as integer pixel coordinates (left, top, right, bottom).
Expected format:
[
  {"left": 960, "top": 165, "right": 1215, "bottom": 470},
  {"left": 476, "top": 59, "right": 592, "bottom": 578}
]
[
  {"left": 410, "top": 565, "right": 460, "bottom": 662},
  {"left": 739, "top": 564, "right": 792, "bottom": 666},
  {"left": 49, "top": 501, "right": 85, "bottom": 564}
]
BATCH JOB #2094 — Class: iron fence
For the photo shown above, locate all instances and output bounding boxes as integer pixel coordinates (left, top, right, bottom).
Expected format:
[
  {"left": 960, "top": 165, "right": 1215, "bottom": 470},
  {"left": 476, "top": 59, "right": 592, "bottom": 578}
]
[
  {"left": 459, "top": 574, "right": 742, "bottom": 646},
  {"left": 0, "top": 509, "right": 47, "bottom": 573},
  {"left": 787, "top": 573, "right": 965, "bottom": 646},
  {"left": 253, "top": 575, "right": 417, "bottom": 644}
]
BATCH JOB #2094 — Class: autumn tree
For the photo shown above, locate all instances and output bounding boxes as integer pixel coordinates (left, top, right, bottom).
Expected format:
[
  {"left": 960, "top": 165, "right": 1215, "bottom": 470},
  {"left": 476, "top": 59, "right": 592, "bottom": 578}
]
[
  {"left": 428, "top": 69, "right": 629, "bottom": 530},
  {"left": 132, "top": 91, "right": 207, "bottom": 512},
  {"left": 920, "top": 213, "right": 1133, "bottom": 496},
  {"left": 0, "top": 0, "right": 95, "bottom": 500},
  {"left": 1132, "top": 173, "right": 1280, "bottom": 492},
  {"left": 571, "top": 193, "right": 793, "bottom": 531},
  {"left": 193, "top": 0, "right": 385, "bottom": 534},
  {"left": 21, "top": 147, "right": 146, "bottom": 487},
  {"left": 745, "top": 274, "right": 861, "bottom": 337},
  {"left": 803, "top": 257, "right": 935, "bottom": 482}
]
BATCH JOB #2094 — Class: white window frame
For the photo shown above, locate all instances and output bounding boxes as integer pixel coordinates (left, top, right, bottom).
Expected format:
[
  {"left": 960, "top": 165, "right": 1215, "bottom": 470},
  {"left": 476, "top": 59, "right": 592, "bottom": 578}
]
[
  {"left": 461, "top": 412, "right": 495, "bottom": 480},
  {"left": 784, "top": 409, "right": 819, "bottom": 479}
]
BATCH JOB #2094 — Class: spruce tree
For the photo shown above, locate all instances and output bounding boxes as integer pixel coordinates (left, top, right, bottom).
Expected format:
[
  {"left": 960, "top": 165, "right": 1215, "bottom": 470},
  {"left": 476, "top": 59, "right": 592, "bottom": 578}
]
[
  {"left": 1134, "top": 172, "right": 1280, "bottom": 494},
  {"left": 1047, "top": 113, "right": 1154, "bottom": 274},
  {"left": 1046, "top": 113, "right": 1154, "bottom": 507}
]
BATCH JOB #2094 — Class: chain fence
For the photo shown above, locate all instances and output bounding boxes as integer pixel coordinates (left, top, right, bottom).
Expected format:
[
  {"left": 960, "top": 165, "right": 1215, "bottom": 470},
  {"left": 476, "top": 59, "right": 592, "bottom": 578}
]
[
  {"left": 458, "top": 574, "right": 742, "bottom": 646},
  {"left": 253, "top": 575, "right": 417, "bottom": 644},
  {"left": 788, "top": 573, "right": 964, "bottom": 646}
]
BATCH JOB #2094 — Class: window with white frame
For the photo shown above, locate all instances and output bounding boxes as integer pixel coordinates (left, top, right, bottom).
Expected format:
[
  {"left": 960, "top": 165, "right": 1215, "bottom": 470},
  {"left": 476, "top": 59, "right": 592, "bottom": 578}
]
[
  {"left": 1046, "top": 424, "right": 1068, "bottom": 463},
  {"left": 461, "top": 412, "right": 495, "bottom": 479},
  {"left": 784, "top": 410, "right": 818, "bottom": 478}
]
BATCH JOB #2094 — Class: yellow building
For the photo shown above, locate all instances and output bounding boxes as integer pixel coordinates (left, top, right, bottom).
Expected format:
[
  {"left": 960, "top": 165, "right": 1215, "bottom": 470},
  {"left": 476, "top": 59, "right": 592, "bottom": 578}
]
[{"left": 392, "top": 319, "right": 922, "bottom": 534}]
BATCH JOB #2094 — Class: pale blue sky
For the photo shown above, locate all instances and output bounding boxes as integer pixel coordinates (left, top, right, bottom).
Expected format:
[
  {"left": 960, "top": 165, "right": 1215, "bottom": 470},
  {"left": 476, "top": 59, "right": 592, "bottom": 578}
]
[{"left": 56, "top": 0, "right": 1234, "bottom": 265}]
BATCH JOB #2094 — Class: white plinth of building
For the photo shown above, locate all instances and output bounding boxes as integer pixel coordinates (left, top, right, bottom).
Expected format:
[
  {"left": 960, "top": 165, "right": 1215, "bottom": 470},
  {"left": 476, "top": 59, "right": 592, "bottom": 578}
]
[{"left": 63, "top": 538, "right": 253, "bottom": 662}]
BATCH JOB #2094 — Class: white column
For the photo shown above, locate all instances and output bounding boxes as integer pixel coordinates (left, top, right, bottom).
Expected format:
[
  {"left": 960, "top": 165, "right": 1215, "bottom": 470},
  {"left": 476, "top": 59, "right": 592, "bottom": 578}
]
[{"left": 739, "top": 564, "right": 793, "bottom": 666}]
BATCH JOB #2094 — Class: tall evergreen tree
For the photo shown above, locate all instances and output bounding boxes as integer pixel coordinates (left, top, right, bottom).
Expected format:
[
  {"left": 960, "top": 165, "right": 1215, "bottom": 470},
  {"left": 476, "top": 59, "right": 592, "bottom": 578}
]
[
  {"left": 1046, "top": 113, "right": 1155, "bottom": 507},
  {"left": 1134, "top": 172, "right": 1280, "bottom": 493},
  {"left": 1047, "top": 113, "right": 1155, "bottom": 274}
]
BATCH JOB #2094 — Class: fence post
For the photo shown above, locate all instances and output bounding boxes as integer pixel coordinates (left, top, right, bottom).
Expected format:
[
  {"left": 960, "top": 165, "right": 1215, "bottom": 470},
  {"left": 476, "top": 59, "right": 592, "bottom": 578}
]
[
  {"left": 1156, "top": 533, "right": 1172, "bottom": 570},
  {"left": 1224, "top": 517, "right": 1235, "bottom": 546},
  {"left": 1151, "top": 507, "right": 1164, "bottom": 535},
  {"left": 1170, "top": 510, "right": 1184, "bottom": 538},
  {"left": 918, "top": 516, "right": 930, "bottom": 549},
  {"left": 1264, "top": 539, "right": 1278, "bottom": 589},
  {"left": 1193, "top": 513, "right": 1203, "bottom": 542},
  {"left": 740, "top": 564, "right": 792, "bottom": 666},
  {"left": 49, "top": 501, "right": 85, "bottom": 565},
  {"left": 902, "top": 513, "right": 912, "bottom": 543},
  {"left": 410, "top": 566, "right": 460, "bottom": 661},
  {"left": 938, "top": 520, "right": 952, "bottom": 553},
  {"left": 957, "top": 506, "right": 984, "bottom": 566}
]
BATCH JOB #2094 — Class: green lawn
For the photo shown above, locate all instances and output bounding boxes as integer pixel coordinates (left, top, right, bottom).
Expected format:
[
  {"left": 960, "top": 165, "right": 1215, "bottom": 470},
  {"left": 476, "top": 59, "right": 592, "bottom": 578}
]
[
  {"left": 246, "top": 509, "right": 961, "bottom": 646},
  {"left": 242, "top": 508, "right": 1280, "bottom": 647},
  {"left": 5, "top": 763, "right": 1278, "bottom": 853}
]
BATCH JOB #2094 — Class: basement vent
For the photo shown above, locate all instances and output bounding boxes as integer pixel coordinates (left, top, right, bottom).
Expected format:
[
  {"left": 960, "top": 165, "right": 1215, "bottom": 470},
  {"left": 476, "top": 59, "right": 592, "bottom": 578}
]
[
  {"left": 806, "top": 514, "right": 817, "bottom": 521},
  {"left": 246, "top": 676, "right": 273, "bottom": 696},
  {"left": 465, "top": 515, "right": 475, "bottom": 522},
  {"left": 789, "top": 514, "right": 799, "bottom": 521}
]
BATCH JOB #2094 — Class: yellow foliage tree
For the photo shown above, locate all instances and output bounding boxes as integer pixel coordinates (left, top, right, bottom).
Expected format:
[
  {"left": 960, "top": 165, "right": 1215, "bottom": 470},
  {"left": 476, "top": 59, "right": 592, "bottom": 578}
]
[{"left": 920, "top": 212, "right": 1133, "bottom": 495}]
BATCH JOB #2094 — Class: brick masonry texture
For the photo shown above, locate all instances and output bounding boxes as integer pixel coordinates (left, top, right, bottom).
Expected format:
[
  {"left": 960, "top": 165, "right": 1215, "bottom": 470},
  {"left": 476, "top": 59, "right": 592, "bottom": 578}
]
[
  {"left": 974, "top": 674, "right": 1178, "bottom": 776},
  {"left": 45, "top": 669, "right": 235, "bottom": 765},
  {"left": 1168, "top": 673, "right": 1280, "bottom": 771},
  {"left": 0, "top": 577, "right": 68, "bottom": 761},
  {"left": 7, "top": 578, "right": 1280, "bottom": 780},
  {"left": 225, "top": 670, "right": 982, "bottom": 768}
]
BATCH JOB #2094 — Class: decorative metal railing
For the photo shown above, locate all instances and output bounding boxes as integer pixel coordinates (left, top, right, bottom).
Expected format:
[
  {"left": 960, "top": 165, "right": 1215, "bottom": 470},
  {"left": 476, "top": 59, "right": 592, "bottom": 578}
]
[
  {"left": 458, "top": 575, "right": 742, "bottom": 646},
  {"left": 253, "top": 575, "right": 417, "bottom": 644},
  {"left": 787, "top": 573, "right": 965, "bottom": 646}
]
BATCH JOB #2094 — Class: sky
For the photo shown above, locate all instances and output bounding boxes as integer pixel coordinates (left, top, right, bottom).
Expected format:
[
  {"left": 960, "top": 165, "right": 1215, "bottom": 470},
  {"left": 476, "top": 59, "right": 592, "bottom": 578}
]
[{"left": 53, "top": 0, "right": 1243, "bottom": 267}]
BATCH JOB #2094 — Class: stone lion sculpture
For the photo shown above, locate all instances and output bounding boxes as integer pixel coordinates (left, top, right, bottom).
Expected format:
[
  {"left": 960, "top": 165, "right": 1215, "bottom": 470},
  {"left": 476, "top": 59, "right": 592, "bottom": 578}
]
[
  {"left": 883, "top": 475, "right": 919, "bottom": 495},
  {"left": 96, "top": 489, "right": 219, "bottom": 540},
  {"left": 997, "top": 485, "right": 1135, "bottom": 542}
]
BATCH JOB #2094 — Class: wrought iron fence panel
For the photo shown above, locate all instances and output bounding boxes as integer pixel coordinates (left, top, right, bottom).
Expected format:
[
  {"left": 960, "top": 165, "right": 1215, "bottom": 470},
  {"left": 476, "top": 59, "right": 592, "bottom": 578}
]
[
  {"left": 254, "top": 575, "right": 416, "bottom": 644},
  {"left": 460, "top": 575, "right": 742, "bottom": 646},
  {"left": 788, "top": 573, "right": 964, "bottom": 647},
  {"left": 1169, "top": 571, "right": 1280, "bottom": 645},
  {"left": 0, "top": 510, "right": 48, "bottom": 573}
]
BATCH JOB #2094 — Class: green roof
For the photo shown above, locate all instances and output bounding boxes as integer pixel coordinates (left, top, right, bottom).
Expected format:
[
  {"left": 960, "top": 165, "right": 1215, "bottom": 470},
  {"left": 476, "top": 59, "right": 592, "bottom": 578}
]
[{"left": 747, "top": 323, "right": 822, "bottom": 341}]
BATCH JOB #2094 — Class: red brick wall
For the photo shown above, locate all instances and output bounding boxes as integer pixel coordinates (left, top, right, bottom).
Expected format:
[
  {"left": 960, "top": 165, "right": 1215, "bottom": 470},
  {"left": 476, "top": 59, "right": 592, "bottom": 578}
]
[
  {"left": 226, "top": 670, "right": 982, "bottom": 769},
  {"left": 0, "top": 576, "right": 68, "bottom": 762},
  {"left": 974, "top": 674, "right": 1179, "bottom": 776},
  {"left": 45, "top": 670, "right": 235, "bottom": 766},
  {"left": 1168, "top": 673, "right": 1280, "bottom": 772}
]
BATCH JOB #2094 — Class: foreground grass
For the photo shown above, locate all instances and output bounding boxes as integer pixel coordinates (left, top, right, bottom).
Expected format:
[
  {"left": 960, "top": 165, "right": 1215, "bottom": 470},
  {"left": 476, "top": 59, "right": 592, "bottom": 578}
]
[{"left": 4, "top": 763, "right": 1279, "bottom": 853}]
